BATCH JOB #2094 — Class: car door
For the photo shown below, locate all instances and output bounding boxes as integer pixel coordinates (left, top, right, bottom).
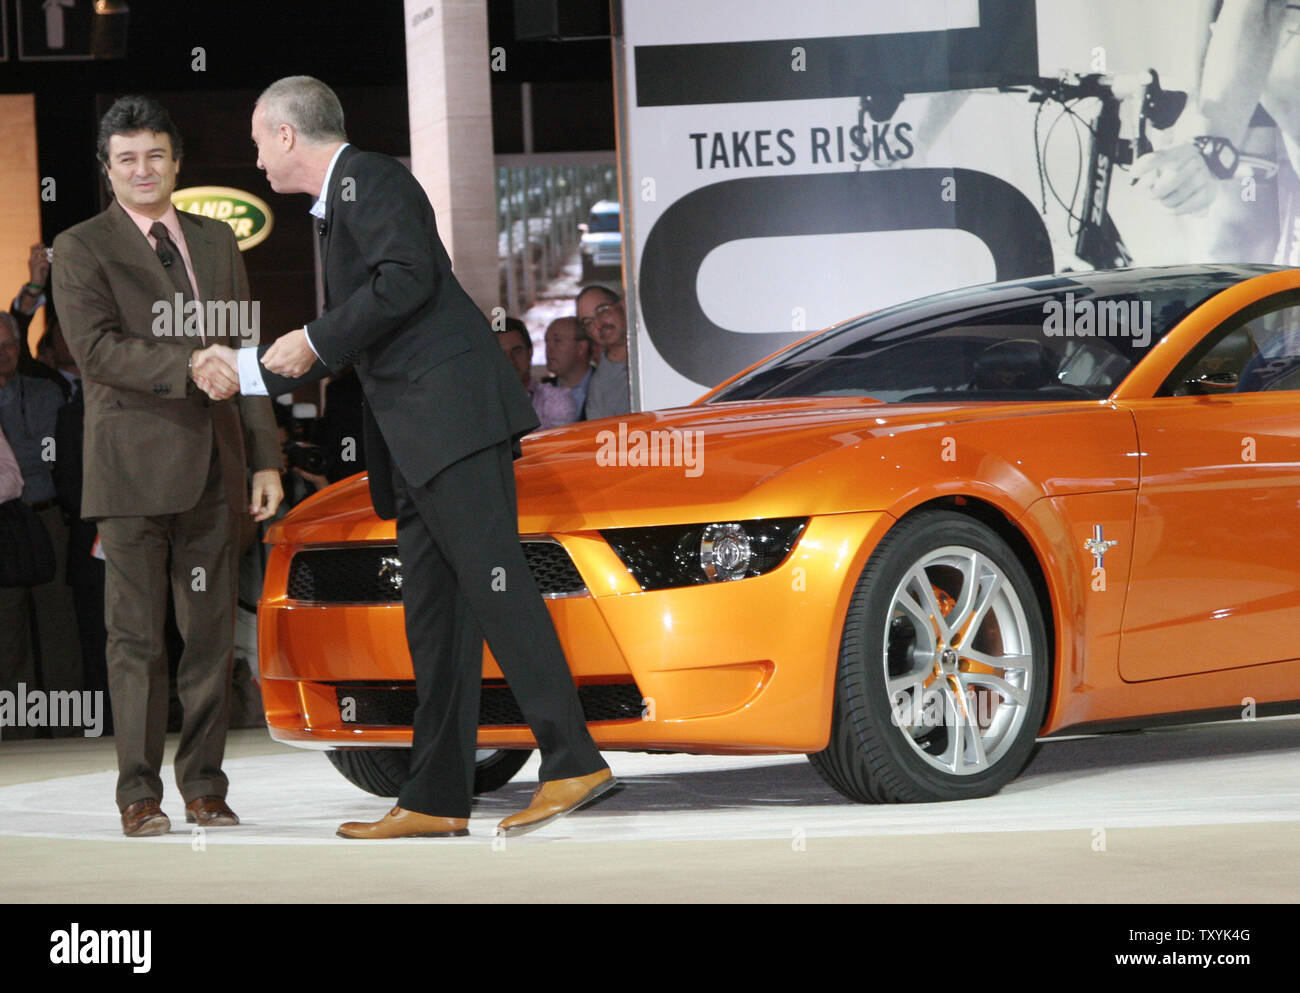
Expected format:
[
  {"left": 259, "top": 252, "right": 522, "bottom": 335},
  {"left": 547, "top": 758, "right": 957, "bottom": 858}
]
[{"left": 1117, "top": 291, "right": 1300, "bottom": 681}]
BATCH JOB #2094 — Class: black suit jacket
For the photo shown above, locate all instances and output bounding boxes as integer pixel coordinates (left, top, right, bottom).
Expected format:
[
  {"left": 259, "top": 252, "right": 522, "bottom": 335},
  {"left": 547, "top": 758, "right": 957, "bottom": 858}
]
[{"left": 258, "top": 146, "right": 538, "bottom": 519}]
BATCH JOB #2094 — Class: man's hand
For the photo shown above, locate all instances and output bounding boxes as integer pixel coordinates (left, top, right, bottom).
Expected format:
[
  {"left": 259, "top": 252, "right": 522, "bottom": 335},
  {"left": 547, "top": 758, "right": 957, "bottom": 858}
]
[
  {"left": 27, "top": 243, "right": 50, "bottom": 286},
  {"left": 250, "top": 468, "right": 284, "bottom": 522},
  {"left": 262, "top": 328, "right": 316, "bottom": 378},
  {"left": 1131, "top": 143, "right": 1218, "bottom": 216},
  {"left": 190, "top": 344, "right": 240, "bottom": 401}
]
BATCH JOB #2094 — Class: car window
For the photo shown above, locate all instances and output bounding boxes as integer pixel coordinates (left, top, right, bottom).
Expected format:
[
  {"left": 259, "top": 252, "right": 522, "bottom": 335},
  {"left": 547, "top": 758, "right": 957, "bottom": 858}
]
[
  {"left": 711, "top": 270, "right": 1250, "bottom": 405},
  {"left": 1170, "top": 328, "right": 1261, "bottom": 395},
  {"left": 588, "top": 210, "right": 620, "bottom": 233},
  {"left": 715, "top": 303, "right": 1148, "bottom": 403},
  {"left": 1162, "top": 293, "right": 1300, "bottom": 396},
  {"left": 1238, "top": 306, "right": 1300, "bottom": 392}
]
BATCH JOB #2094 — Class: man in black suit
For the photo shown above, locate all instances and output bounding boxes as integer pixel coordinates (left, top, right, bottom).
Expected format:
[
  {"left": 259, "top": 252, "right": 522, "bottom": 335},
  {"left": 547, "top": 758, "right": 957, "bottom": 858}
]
[{"left": 219, "top": 76, "right": 615, "bottom": 838}]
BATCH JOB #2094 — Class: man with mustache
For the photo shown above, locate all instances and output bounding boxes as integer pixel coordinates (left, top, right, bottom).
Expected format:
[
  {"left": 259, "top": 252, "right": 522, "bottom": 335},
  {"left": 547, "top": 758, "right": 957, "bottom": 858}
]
[{"left": 575, "top": 286, "right": 632, "bottom": 421}]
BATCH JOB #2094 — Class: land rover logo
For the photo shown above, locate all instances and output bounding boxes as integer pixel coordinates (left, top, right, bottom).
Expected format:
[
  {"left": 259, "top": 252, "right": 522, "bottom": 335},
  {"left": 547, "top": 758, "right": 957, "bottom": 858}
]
[{"left": 172, "top": 186, "right": 274, "bottom": 251}]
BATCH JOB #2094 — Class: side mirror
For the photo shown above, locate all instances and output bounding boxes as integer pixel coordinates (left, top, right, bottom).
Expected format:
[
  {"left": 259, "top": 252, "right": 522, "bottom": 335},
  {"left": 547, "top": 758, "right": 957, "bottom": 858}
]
[{"left": 1188, "top": 371, "right": 1238, "bottom": 394}]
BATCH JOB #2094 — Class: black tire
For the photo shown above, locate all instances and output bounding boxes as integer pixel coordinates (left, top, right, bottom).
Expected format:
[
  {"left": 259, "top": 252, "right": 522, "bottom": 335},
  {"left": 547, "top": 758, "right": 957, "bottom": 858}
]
[
  {"left": 326, "top": 748, "right": 533, "bottom": 798},
  {"left": 809, "top": 510, "right": 1049, "bottom": 803},
  {"left": 470, "top": 749, "right": 534, "bottom": 794}
]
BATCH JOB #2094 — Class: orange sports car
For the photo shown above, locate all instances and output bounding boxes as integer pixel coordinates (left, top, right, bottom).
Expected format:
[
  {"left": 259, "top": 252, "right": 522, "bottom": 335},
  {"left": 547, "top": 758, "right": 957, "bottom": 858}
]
[{"left": 259, "top": 263, "right": 1300, "bottom": 804}]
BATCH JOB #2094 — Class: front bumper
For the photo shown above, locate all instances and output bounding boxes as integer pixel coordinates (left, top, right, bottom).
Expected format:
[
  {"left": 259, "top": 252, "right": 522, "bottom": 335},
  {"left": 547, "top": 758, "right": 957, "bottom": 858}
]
[{"left": 258, "top": 511, "right": 890, "bottom": 753}]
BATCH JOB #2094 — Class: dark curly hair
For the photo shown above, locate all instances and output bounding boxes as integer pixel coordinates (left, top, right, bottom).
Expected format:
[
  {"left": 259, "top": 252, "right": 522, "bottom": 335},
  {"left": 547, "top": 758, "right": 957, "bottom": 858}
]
[{"left": 96, "top": 95, "right": 183, "bottom": 164}]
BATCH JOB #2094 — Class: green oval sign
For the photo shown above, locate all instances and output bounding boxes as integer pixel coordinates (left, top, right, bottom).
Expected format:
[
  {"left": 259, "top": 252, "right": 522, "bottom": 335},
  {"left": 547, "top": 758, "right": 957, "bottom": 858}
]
[{"left": 172, "top": 186, "right": 274, "bottom": 251}]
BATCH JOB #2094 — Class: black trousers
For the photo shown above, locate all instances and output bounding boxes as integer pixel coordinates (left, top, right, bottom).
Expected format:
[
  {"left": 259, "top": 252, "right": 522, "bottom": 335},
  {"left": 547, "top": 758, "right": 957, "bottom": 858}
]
[{"left": 392, "top": 439, "right": 607, "bottom": 818}]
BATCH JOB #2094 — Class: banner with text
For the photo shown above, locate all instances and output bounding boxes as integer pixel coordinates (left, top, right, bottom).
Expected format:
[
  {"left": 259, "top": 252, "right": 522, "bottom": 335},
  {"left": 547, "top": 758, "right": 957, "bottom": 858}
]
[{"left": 621, "top": 0, "right": 1300, "bottom": 408}]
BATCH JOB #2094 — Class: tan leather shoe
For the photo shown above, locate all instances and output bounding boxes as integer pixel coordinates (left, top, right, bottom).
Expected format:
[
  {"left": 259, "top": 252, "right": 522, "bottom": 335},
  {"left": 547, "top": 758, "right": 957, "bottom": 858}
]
[
  {"left": 121, "top": 798, "right": 171, "bottom": 837},
  {"left": 496, "top": 768, "right": 619, "bottom": 837},
  {"left": 336, "top": 806, "right": 469, "bottom": 839},
  {"left": 185, "top": 795, "right": 240, "bottom": 827}
]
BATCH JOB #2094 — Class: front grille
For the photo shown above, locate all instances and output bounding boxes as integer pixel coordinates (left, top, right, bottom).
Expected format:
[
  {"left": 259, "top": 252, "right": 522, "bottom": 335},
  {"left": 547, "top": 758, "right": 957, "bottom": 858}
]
[
  {"left": 287, "top": 546, "right": 404, "bottom": 603},
  {"left": 522, "top": 542, "right": 586, "bottom": 597},
  {"left": 287, "top": 540, "right": 586, "bottom": 603},
  {"left": 334, "top": 681, "right": 644, "bottom": 727}
]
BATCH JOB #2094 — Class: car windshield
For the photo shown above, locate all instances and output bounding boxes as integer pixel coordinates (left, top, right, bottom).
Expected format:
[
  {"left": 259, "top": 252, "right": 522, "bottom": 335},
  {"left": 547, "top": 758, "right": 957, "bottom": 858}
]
[
  {"left": 588, "top": 209, "right": 620, "bottom": 233},
  {"left": 709, "top": 267, "right": 1277, "bottom": 404}
]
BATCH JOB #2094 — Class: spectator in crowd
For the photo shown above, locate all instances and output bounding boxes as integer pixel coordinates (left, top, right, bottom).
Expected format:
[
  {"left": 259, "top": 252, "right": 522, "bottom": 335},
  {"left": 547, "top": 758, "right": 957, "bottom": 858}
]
[
  {"left": 274, "top": 401, "right": 331, "bottom": 507},
  {"left": 12, "top": 243, "right": 71, "bottom": 401},
  {"left": 49, "top": 322, "right": 109, "bottom": 733},
  {"left": 0, "top": 311, "right": 82, "bottom": 735},
  {"left": 576, "top": 285, "right": 632, "bottom": 421},
  {"left": 0, "top": 423, "right": 21, "bottom": 502},
  {"left": 43, "top": 314, "right": 80, "bottom": 399},
  {"left": 497, "top": 316, "right": 534, "bottom": 392},
  {"left": 538, "top": 316, "right": 593, "bottom": 425},
  {"left": 498, "top": 316, "right": 579, "bottom": 430}
]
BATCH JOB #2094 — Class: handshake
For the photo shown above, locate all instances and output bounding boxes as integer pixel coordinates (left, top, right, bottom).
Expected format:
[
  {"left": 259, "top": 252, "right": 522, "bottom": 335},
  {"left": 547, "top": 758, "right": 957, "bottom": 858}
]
[
  {"left": 188, "top": 329, "right": 319, "bottom": 401},
  {"left": 189, "top": 344, "right": 240, "bottom": 401}
]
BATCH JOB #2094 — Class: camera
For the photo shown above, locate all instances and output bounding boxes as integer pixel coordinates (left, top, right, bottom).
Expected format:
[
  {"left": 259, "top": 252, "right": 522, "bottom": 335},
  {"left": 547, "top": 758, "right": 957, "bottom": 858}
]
[{"left": 280, "top": 402, "right": 335, "bottom": 478}]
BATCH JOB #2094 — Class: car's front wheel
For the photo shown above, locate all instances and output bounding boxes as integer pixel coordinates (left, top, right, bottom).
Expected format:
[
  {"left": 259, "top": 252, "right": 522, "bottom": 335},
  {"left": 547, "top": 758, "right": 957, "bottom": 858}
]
[
  {"left": 809, "top": 511, "right": 1049, "bottom": 803},
  {"left": 326, "top": 747, "right": 533, "bottom": 798}
]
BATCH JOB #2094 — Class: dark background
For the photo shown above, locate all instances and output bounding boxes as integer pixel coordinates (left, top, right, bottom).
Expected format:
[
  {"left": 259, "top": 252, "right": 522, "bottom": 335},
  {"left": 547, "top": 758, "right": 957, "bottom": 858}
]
[{"left": 0, "top": 0, "right": 615, "bottom": 334}]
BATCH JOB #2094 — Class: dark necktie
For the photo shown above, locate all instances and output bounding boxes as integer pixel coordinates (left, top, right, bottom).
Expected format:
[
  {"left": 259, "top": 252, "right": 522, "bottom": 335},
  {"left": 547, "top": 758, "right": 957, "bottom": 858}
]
[
  {"left": 150, "top": 221, "right": 205, "bottom": 344},
  {"left": 150, "top": 221, "right": 196, "bottom": 301}
]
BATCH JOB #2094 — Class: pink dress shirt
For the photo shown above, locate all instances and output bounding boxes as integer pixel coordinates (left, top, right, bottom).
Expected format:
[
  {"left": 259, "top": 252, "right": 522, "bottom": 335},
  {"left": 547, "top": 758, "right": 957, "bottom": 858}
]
[{"left": 118, "top": 201, "right": 206, "bottom": 341}]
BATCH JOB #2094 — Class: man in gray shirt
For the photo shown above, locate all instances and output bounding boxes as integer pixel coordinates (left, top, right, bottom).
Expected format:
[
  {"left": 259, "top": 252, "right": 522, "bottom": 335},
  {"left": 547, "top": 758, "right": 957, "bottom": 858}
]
[
  {"left": 0, "top": 314, "right": 62, "bottom": 505},
  {"left": 0, "top": 311, "right": 81, "bottom": 726},
  {"left": 576, "top": 285, "right": 631, "bottom": 421}
]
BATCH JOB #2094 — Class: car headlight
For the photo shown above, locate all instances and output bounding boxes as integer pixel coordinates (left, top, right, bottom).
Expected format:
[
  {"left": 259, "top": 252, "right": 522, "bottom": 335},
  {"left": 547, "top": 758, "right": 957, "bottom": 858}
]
[{"left": 602, "top": 518, "right": 807, "bottom": 590}]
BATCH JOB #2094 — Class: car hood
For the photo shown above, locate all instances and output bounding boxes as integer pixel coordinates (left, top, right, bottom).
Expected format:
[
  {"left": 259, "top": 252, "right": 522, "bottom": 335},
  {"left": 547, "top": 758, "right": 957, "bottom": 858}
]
[{"left": 270, "top": 396, "right": 1130, "bottom": 542}]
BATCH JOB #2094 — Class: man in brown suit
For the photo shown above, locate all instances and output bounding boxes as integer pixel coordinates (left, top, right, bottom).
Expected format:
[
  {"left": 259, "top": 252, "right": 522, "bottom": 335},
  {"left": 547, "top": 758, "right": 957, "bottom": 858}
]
[{"left": 51, "top": 96, "right": 282, "bottom": 837}]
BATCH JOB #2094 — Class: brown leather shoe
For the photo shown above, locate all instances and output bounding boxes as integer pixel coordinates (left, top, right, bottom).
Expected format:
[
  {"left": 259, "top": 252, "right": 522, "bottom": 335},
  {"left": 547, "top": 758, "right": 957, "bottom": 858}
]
[
  {"left": 496, "top": 768, "right": 619, "bottom": 837},
  {"left": 185, "top": 796, "right": 240, "bottom": 827},
  {"left": 337, "top": 806, "right": 469, "bottom": 839},
  {"left": 121, "top": 798, "right": 171, "bottom": 837}
]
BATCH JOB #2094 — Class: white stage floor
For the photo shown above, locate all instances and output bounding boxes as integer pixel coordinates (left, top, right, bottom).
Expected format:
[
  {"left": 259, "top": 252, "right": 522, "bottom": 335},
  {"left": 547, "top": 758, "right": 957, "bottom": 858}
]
[{"left": 1, "top": 716, "right": 1298, "bottom": 847}]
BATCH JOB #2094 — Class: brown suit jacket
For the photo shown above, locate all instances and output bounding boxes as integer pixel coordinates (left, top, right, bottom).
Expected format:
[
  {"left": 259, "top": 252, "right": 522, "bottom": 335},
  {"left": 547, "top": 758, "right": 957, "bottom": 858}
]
[{"left": 51, "top": 201, "right": 278, "bottom": 519}]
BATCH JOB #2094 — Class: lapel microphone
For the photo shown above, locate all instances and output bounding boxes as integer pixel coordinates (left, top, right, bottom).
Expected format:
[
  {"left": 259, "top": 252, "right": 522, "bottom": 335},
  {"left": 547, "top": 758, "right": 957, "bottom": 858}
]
[
  {"left": 317, "top": 219, "right": 329, "bottom": 237},
  {"left": 158, "top": 245, "right": 174, "bottom": 267}
]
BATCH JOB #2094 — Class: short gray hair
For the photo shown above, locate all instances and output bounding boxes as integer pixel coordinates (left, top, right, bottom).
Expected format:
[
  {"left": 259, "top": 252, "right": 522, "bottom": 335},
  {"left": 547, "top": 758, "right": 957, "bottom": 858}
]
[{"left": 257, "top": 76, "right": 347, "bottom": 144}]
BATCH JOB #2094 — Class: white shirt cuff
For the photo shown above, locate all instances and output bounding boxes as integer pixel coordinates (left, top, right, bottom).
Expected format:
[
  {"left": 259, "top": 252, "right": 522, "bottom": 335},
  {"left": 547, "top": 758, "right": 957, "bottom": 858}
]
[
  {"left": 237, "top": 347, "right": 270, "bottom": 396},
  {"left": 303, "top": 326, "right": 321, "bottom": 360}
]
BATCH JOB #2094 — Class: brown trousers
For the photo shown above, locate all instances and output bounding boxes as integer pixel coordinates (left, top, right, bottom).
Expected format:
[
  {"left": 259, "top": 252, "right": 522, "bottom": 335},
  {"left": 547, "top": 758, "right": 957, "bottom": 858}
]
[{"left": 97, "top": 450, "right": 238, "bottom": 810}]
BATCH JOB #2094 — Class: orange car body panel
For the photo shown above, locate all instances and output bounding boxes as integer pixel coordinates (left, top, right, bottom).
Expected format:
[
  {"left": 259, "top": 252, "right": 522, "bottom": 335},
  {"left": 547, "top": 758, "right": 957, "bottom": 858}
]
[{"left": 260, "top": 268, "right": 1300, "bottom": 754}]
